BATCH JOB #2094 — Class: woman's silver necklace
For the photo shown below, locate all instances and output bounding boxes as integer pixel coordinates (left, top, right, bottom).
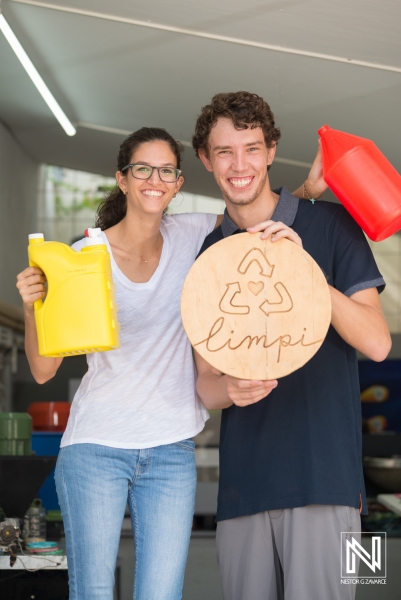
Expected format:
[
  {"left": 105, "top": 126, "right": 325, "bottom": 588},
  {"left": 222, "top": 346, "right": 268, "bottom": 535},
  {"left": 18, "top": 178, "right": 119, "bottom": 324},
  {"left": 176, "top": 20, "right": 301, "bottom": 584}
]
[{"left": 128, "top": 232, "right": 162, "bottom": 263}]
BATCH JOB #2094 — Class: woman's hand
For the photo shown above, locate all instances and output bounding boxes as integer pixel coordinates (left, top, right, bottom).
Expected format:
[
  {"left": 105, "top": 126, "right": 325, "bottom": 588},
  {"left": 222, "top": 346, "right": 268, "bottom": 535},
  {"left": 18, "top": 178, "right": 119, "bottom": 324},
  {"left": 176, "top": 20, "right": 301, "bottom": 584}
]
[
  {"left": 304, "top": 142, "right": 328, "bottom": 200},
  {"left": 225, "top": 376, "right": 278, "bottom": 407},
  {"left": 16, "top": 267, "right": 46, "bottom": 310},
  {"left": 16, "top": 266, "right": 62, "bottom": 384},
  {"left": 247, "top": 220, "right": 303, "bottom": 247}
]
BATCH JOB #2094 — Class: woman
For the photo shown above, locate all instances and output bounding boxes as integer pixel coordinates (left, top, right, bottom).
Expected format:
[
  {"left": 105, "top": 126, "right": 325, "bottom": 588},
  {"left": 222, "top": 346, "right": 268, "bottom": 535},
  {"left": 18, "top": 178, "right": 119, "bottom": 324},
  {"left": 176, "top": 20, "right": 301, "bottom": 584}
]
[{"left": 16, "top": 127, "right": 324, "bottom": 600}]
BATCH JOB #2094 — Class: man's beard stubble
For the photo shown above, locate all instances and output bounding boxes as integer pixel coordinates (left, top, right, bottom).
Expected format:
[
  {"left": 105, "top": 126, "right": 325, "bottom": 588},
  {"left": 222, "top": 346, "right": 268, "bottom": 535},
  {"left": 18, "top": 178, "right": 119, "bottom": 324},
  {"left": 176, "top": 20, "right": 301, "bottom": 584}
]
[{"left": 220, "top": 170, "right": 268, "bottom": 208}]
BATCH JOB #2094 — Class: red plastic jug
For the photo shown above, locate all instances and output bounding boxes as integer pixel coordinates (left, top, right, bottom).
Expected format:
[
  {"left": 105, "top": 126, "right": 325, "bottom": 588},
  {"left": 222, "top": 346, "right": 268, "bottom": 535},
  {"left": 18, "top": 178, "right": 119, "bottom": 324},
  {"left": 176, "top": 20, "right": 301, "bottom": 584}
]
[{"left": 318, "top": 125, "right": 401, "bottom": 241}]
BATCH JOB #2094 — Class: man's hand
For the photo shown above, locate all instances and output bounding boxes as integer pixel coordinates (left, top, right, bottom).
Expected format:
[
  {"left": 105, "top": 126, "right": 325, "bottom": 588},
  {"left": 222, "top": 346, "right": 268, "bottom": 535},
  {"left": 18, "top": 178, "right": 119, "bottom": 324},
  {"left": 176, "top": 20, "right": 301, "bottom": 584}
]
[
  {"left": 195, "top": 350, "right": 278, "bottom": 410},
  {"left": 226, "top": 376, "right": 278, "bottom": 407},
  {"left": 247, "top": 220, "right": 303, "bottom": 247}
]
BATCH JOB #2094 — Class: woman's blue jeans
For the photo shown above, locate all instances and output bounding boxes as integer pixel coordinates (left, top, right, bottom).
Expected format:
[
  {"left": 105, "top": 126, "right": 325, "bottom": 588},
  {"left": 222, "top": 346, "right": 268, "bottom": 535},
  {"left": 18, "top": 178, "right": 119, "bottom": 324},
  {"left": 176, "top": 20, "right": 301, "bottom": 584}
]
[{"left": 54, "top": 440, "right": 197, "bottom": 600}]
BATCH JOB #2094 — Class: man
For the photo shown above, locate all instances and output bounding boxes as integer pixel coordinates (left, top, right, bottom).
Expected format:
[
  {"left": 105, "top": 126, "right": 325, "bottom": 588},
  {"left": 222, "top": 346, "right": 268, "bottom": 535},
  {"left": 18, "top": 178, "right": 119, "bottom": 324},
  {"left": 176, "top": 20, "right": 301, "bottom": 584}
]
[{"left": 192, "top": 91, "right": 391, "bottom": 600}]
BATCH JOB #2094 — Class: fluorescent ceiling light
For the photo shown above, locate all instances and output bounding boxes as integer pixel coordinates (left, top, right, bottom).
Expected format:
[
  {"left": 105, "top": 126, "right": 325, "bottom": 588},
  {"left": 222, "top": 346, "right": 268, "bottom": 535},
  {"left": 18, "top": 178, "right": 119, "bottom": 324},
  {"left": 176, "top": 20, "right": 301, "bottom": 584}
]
[{"left": 0, "top": 14, "right": 76, "bottom": 136}]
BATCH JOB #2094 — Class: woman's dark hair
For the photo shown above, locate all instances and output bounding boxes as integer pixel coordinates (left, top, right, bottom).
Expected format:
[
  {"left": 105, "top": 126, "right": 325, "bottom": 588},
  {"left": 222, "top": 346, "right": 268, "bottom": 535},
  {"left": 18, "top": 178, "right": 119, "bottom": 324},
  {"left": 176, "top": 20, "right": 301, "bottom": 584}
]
[
  {"left": 192, "top": 91, "right": 281, "bottom": 158},
  {"left": 96, "top": 127, "right": 184, "bottom": 230}
]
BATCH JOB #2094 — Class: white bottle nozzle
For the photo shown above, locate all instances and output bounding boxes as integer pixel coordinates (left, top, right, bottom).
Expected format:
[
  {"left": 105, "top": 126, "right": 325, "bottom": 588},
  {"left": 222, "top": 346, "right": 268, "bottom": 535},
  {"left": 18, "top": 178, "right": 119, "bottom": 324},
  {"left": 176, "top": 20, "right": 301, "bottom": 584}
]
[
  {"left": 85, "top": 227, "right": 102, "bottom": 239},
  {"left": 29, "top": 233, "right": 44, "bottom": 240},
  {"left": 84, "top": 227, "right": 104, "bottom": 247}
]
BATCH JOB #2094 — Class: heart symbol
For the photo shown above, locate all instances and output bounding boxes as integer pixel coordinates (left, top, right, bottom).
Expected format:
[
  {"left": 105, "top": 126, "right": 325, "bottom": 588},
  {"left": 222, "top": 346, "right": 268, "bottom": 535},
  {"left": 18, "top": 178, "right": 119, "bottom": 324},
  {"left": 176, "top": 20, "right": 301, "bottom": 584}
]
[{"left": 248, "top": 281, "right": 264, "bottom": 296}]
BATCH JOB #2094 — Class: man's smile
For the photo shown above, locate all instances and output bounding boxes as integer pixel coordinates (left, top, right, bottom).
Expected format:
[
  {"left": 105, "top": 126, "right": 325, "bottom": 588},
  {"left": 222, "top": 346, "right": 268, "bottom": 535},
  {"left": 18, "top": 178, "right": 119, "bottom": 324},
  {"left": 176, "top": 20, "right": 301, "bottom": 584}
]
[{"left": 227, "top": 176, "right": 254, "bottom": 189}]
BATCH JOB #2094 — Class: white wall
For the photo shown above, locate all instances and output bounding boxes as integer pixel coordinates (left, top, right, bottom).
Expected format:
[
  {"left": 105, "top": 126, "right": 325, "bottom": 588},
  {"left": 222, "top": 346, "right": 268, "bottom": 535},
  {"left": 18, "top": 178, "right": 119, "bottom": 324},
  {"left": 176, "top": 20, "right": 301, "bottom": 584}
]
[
  {"left": 0, "top": 122, "right": 40, "bottom": 306},
  {"left": 367, "top": 236, "right": 401, "bottom": 334}
]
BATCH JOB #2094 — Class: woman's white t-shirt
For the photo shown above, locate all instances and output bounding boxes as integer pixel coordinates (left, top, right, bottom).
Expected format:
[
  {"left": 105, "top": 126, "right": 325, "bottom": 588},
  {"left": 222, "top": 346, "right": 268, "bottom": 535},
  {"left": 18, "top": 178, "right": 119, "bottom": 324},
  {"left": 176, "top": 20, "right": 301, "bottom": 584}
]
[{"left": 60, "top": 212, "right": 216, "bottom": 449}]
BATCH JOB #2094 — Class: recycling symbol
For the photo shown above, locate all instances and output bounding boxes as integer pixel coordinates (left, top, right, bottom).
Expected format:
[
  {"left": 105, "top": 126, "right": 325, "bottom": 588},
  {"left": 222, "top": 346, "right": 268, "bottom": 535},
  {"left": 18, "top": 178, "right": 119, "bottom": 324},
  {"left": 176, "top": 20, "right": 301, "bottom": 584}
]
[{"left": 218, "top": 248, "right": 293, "bottom": 317}]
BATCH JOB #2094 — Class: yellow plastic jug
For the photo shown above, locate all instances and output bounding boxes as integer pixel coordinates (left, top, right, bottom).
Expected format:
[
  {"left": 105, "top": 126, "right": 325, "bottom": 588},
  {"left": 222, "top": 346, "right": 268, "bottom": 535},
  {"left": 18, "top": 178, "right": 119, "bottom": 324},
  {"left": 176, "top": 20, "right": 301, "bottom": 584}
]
[{"left": 28, "top": 229, "right": 120, "bottom": 357}]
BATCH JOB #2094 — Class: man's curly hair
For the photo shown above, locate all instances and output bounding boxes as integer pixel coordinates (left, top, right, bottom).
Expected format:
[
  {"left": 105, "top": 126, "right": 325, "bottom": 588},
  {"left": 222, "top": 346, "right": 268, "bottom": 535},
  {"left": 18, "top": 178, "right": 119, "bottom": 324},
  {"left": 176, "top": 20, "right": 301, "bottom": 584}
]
[{"left": 192, "top": 91, "right": 281, "bottom": 158}]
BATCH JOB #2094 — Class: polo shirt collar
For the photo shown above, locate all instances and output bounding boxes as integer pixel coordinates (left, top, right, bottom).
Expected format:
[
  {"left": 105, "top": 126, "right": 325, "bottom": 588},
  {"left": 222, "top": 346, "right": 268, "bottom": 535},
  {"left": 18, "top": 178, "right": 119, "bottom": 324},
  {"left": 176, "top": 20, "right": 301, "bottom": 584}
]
[{"left": 220, "top": 186, "right": 299, "bottom": 238}]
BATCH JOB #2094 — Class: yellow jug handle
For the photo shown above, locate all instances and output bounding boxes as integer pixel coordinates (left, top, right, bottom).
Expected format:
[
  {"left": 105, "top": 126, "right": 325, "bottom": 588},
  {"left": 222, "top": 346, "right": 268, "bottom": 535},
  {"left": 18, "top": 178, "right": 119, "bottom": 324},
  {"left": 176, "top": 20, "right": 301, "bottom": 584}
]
[{"left": 33, "top": 298, "right": 44, "bottom": 311}]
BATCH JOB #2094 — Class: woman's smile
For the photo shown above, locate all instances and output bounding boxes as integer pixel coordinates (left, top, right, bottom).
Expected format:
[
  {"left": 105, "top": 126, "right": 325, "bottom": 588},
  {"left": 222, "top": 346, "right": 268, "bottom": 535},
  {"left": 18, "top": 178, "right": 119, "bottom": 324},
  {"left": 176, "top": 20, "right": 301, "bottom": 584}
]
[{"left": 141, "top": 188, "right": 165, "bottom": 198}]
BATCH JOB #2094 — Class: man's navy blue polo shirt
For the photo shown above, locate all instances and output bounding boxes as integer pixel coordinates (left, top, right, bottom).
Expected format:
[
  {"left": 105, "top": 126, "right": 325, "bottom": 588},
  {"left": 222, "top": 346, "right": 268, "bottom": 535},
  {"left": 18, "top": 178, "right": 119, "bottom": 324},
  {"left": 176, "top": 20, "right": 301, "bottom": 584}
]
[{"left": 197, "top": 187, "right": 385, "bottom": 521}]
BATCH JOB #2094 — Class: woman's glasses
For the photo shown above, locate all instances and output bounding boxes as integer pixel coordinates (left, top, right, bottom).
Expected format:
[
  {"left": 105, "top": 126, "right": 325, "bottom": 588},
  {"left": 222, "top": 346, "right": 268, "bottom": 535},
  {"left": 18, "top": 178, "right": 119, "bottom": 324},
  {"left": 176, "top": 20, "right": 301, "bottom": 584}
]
[{"left": 121, "top": 163, "right": 182, "bottom": 183}]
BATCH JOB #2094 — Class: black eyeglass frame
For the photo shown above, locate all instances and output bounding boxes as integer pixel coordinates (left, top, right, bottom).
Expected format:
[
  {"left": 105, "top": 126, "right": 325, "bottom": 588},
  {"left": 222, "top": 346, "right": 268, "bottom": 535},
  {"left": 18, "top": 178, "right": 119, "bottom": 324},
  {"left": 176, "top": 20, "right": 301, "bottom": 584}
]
[{"left": 121, "top": 163, "right": 182, "bottom": 183}]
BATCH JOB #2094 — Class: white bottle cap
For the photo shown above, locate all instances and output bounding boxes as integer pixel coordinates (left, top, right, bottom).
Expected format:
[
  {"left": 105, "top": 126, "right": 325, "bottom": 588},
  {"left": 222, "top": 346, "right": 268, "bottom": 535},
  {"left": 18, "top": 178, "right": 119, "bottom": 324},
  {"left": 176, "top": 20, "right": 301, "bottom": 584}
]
[{"left": 29, "top": 233, "right": 44, "bottom": 239}]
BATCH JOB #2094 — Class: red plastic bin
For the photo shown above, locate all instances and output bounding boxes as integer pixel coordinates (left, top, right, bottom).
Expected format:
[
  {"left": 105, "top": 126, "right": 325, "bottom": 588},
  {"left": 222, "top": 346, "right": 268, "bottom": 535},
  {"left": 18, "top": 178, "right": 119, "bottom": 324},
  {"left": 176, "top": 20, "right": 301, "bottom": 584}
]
[{"left": 28, "top": 402, "right": 70, "bottom": 432}]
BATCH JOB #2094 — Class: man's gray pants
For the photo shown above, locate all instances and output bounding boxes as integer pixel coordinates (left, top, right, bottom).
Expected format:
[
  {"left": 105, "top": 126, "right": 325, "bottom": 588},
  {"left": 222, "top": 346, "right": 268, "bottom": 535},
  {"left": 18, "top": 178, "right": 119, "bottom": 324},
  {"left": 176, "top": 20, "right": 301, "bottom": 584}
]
[{"left": 216, "top": 505, "right": 361, "bottom": 600}]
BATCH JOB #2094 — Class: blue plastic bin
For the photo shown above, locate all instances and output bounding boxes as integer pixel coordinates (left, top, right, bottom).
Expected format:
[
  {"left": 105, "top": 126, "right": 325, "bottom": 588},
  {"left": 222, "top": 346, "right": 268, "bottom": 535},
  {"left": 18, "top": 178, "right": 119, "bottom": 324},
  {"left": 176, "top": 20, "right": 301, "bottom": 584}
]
[{"left": 31, "top": 432, "right": 63, "bottom": 510}]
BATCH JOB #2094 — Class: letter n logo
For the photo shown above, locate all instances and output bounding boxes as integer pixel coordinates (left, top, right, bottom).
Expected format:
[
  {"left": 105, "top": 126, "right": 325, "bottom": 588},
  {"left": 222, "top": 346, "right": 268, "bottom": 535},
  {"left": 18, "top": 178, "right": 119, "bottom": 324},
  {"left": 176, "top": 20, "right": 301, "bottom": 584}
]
[{"left": 341, "top": 532, "right": 386, "bottom": 578}]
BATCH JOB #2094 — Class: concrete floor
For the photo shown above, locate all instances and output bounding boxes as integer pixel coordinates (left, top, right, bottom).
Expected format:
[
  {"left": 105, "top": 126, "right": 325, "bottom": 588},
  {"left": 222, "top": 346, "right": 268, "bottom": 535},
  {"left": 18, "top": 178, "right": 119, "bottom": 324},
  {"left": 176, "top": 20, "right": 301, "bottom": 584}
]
[
  {"left": 117, "top": 534, "right": 222, "bottom": 600},
  {"left": 117, "top": 535, "right": 401, "bottom": 600},
  {"left": 182, "top": 536, "right": 222, "bottom": 600}
]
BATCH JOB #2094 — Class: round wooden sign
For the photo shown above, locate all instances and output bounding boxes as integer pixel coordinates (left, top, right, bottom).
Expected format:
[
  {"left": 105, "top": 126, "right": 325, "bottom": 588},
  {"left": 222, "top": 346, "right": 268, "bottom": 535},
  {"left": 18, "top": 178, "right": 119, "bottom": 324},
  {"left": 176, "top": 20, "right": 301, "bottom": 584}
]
[{"left": 181, "top": 233, "right": 331, "bottom": 380}]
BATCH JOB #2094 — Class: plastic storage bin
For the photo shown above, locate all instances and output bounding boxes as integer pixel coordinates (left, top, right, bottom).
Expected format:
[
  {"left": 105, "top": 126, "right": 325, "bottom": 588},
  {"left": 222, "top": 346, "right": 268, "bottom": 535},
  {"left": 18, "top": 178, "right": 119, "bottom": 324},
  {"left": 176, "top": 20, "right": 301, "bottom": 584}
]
[
  {"left": 0, "top": 412, "right": 32, "bottom": 456},
  {"left": 28, "top": 402, "right": 70, "bottom": 432},
  {"left": 31, "top": 432, "right": 63, "bottom": 510}
]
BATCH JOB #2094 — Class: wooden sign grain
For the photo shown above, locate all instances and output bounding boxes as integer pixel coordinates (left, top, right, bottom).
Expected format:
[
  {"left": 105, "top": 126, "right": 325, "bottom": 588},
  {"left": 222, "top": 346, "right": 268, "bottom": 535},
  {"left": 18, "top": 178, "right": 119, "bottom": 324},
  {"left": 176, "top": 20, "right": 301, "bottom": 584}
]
[{"left": 181, "top": 233, "right": 331, "bottom": 380}]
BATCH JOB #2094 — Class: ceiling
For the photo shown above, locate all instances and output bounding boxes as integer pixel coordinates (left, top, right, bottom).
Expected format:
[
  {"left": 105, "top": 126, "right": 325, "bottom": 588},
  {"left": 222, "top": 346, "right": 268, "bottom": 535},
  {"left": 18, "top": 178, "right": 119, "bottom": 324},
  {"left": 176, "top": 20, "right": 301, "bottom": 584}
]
[{"left": 1, "top": 0, "right": 400, "bottom": 198}]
